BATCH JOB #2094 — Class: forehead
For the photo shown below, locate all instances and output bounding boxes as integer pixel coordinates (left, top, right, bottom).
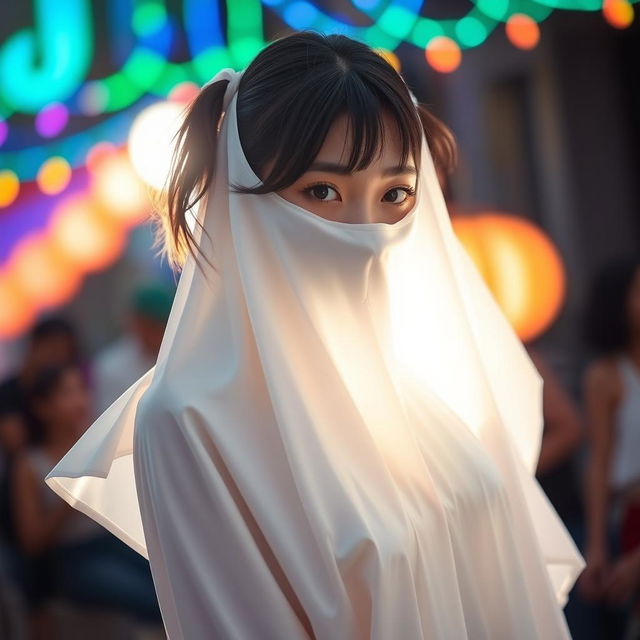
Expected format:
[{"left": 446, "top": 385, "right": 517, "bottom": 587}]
[{"left": 313, "top": 110, "right": 410, "bottom": 168}]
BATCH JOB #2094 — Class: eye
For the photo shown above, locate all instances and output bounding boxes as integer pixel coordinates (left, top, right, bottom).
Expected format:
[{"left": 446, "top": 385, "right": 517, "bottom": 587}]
[
  {"left": 305, "top": 183, "right": 340, "bottom": 202},
  {"left": 382, "top": 187, "right": 415, "bottom": 204}
]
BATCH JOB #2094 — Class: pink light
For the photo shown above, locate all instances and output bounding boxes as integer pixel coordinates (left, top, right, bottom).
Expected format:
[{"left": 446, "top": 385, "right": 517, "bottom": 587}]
[
  {"left": 35, "top": 103, "right": 69, "bottom": 138},
  {"left": 0, "top": 120, "right": 7, "bottom": 147}
]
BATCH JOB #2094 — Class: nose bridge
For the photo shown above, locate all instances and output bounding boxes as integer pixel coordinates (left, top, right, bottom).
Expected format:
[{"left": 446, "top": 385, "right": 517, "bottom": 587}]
[{"left": 352, "top": 194, "right": 377, "bottom": 224}]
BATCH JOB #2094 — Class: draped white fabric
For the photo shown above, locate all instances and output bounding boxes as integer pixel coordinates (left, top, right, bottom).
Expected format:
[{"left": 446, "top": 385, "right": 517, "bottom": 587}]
[{"left": 46, "top": 68, "right": 585, "bottom": 639}]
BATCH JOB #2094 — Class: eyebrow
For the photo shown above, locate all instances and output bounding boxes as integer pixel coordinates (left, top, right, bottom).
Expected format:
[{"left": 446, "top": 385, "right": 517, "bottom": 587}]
[{"left": 307, "top": 162, "right": 417, "bottom": 176}]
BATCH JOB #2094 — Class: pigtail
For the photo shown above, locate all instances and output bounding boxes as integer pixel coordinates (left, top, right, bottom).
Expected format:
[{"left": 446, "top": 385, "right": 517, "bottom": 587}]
[
  {"left": 416, "top": 104, "right": 458, "bottom": 181},
  {"left": 149, "top": 79, "right": 229, "bottom": 276}
]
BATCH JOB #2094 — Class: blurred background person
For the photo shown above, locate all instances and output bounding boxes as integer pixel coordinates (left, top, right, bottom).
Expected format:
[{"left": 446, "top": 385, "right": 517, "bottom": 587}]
[
  {"left": 532, "top": 347, "right": 584, "bottom": 500},
  {"left": 10, "top": 360, "right": 162, "bottom": 638},
  {"left": 0, "top": 316, "right": 86, "bottom": 447},
  {"left": 91, "top": 281, "right": 174, "bottom": 416},
  {"left": 0, "top": 316, "right": 87, "bottom": 637},
  {"left": 527, "top": 347, "right": 600, "bottom": 638},
  {"left": 578, "top": 256, "right": 640, "bottom": 639}
]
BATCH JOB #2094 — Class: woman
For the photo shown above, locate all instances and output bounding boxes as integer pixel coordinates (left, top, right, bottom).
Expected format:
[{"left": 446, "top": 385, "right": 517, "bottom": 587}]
[
  {"left": 580, "top": 257, "right": 640, "bottom": 629},
  {"left": 11, "top": 362, "right": 161, "bottom": 629},
  {"left": 45, "top": 32, "right": 584, "bottom": 639}
]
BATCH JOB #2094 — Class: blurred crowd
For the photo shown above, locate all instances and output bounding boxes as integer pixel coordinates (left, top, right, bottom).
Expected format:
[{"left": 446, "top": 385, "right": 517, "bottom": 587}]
[
  {"left": 0, "top": 280, "right": 174, "bottom": 640},
  {"left": 529, "top": 254, "right": 640, "bottom": 640},
  {"left": 0, "top": 258, "right": 639, "bottom": 639}
]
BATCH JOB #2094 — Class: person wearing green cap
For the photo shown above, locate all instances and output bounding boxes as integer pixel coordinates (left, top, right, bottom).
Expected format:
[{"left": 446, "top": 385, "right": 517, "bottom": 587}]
[{"left": 91, "top": 281, "right": 174, "bottom": 416}]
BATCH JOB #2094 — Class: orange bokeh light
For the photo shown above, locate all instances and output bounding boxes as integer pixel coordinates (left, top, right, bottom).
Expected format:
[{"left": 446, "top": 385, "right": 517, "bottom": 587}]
[
  {"left": 603, "top": 0, "right": 634, "bottom": 28},
  {"left": 37, "top": 157, "right": 72, "bottom": 195},
  {"left": 375, "top": 48, "right": 401, "bottom": 72},
  {"left": 452, "top": 213, "right": 566, "bottom": 342},
  {"left": 86, "top": 141, "right": 118, "bottom": 174},
  {"left": 93, "top": 151, "right": 150, "bottom": 227},
  {"left": 0, "top": 170, "right": 20, "bottom": 208},
  {"left": 0, "top": 274, "right": 35, "bottom": 339},
  {"left": 169, "top": 81, "right": 201, "bottom": 105},
  {"left": 425, "top": 36, "right": 462, "bottom": 73},
  {"left": 49, "top": 196, "right": 127, "bottom": 273},
  {"left": 4, "top": 233, "right": 81, "bottom": 311},
  {"left": 505, "top": 14, "right": 540, "bottom": 50}
]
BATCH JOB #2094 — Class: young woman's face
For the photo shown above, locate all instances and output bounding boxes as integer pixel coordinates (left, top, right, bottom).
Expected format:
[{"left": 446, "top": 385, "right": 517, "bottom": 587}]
[{"left": 277, "top": 111, "right": 418, "bottom": 225}]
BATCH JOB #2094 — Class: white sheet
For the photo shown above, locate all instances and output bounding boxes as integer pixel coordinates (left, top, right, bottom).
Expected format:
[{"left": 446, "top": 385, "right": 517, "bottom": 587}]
[{"left": 46, "top": 68, "right": 585, "bottom": 639}]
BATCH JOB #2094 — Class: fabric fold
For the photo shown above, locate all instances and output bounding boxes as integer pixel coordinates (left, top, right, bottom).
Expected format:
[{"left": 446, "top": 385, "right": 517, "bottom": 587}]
[{"left": 45, "top": 68, "right": 585, "bottom": 639}]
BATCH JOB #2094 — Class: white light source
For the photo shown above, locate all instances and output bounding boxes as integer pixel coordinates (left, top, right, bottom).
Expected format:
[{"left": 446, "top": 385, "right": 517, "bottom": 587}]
[{"left": 128, "top": 101, "right": 185, "bottom": 191}]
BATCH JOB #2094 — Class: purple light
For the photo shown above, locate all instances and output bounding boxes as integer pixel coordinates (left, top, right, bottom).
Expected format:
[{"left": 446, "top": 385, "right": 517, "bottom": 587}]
[
  {"left": 35, "top": 102, "right": 69, "bottom": 138},
  {"left": 0, "top": 120, "right": 7, "bottom": 147}
]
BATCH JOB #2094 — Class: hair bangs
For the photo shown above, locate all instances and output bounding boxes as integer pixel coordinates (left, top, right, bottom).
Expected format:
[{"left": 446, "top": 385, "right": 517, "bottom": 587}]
[
  {"left": 233, "top": 56, "right": 423, "bottom": 196},
  {"left": 161, "top": 32, "right": 458, "bottom": 275},
  {"left": 340, "top": 77, "right": 421, "bottom": 174}
]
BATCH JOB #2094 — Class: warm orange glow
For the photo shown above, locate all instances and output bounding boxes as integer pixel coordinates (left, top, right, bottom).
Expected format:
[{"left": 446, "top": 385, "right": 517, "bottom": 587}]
[
  {"left": 5, "top": 233, "right": 81, "bottom": 310},
  {"left": 37, "top": 157, "right": 72, "bottom": 195},
  {"left": 0, "top": 274, "right": 35, "bottom": 339},
  {"left": 86, "top": 141, "right": 118, "bottom": 174},
  {"left": 452, "top": 213, "right": 566, "bottom": 342},
  {"left": 49, "top": 196, "right": 127, "bottom": 273},
  {"left": 505, "top": 14, "right": 541, "bottom": 50},
  {"left": 603, "top": 0, "right": 634, "bottom": 28},
  {"left": 0, "top": 170, "right": 20, "bottom": 208},
  {"left": 169, "top": 81, "right": 201, "bottom": 104},
  {"left": 425, "top": 37, "right": 461, "bottom": 73},
  {"left": 374, "top": 48, "right": 401, "bottom": 72},
  {"left": 93, "top": 151, "right": 150, "bottom": 227}
]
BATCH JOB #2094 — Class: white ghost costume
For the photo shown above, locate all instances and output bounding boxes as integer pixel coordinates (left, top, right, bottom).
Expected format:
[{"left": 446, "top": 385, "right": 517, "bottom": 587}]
[{"left": 45, "top": 68, "right": 585, "bottom": 639}]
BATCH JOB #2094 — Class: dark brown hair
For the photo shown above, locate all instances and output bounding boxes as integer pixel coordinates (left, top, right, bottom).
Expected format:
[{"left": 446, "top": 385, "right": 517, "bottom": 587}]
[{"left": 153, "top": 31, "right": 458, "bottom": 275}]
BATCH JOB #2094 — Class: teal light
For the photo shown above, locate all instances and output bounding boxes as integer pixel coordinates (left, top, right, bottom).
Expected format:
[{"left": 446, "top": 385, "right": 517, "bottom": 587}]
[
  {"left": 133, "top": 2, "right": 168, "bottom": 37},
  {"left": 3, "top": 0, "right": 640, "bottom": 180},
  {"left": 410, "top": 19, "right": 445, "bottom": 49},
  {"left": 475, "top": 0, "right": 510, "bottom": 20},
  {"left": 377, "top": 6, "right": 417, "bottom": 39},
  {"left": 0, "top": 0, "right": 93, "bottom": 112},
  {"left": 456, "top": 16, "right": 488, "bottom": 47}
]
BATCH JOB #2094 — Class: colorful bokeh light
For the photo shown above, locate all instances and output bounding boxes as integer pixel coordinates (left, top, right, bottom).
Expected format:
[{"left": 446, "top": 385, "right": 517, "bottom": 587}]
[
  {"left": 603, "top": 0, "right": 635, "bottom": 28},
  {"left": 506, "top": 14, "right": 541, "bottom": 50},
  {"left": 93, "top": 151, "right": 150, "bottom": 227},
  {"left": 453, "top": 213, "right": 566, "bottom": 342},
  {"left": 128, "top": 100, "right": 185, "bottom": 190},
  {"left": 37, "top": 157, "right": 72, "bottom": 195},
  {"left": 425, "top": 36, "right": 462, "bottom": 73},
  {"left": 7, "top": 233, "right": 81, "bottom": 310},
  {"left": 50, "top": 196, "right": 127, "bottom": 273},
  {"left": 35, "top": 102, "right": 70, "bottom": 138},
  {"left": 0, "top": 170, "right": 20, "bottom": 207}
]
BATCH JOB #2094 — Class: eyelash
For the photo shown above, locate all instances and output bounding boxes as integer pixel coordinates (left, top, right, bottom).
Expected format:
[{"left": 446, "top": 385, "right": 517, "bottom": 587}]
[{"left": 302, "top": 182, "right": 416, "bottom": 204}]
